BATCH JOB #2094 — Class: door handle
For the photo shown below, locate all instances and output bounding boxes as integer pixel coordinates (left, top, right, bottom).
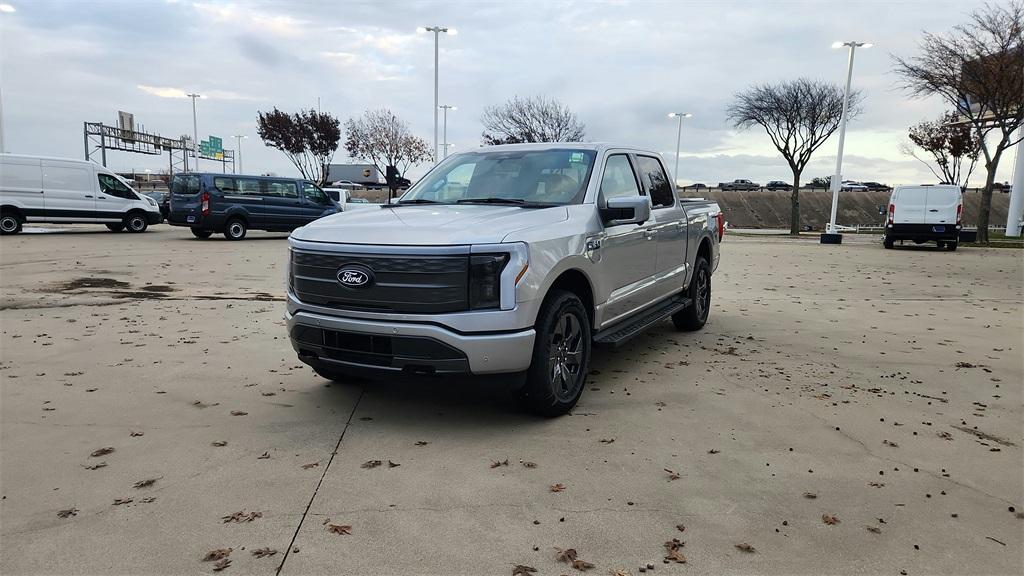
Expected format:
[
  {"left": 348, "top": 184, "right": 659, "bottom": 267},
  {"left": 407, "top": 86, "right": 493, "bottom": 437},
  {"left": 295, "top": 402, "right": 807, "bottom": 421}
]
[
  {"left": 84, "top": 195, "right": 93, "bottom": 198},
  {"left": 97, "top": 196, "right": 107, "bottom": 200},
  {"left": 928, "top": 209, "right": 939, "bottom": 212},
  {"left": 644, "top": 230, "right": 658, "bottom": 240}
]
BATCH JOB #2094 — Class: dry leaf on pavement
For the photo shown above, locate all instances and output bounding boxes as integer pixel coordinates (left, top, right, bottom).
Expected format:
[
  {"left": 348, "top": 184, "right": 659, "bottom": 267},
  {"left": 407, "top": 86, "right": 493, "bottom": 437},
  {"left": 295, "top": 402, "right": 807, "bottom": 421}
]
[
  {"left": 211, "top": 441, "right": 228, "bottom": 447},
  {"left": 555, "top": 548, "right": 578, "bottom": 562},
  {"left": 664, "top": 468, "right": 681, "bottom": 481},
  {"left": 550, "top": 483, "right": 566, "bottom": 492},
  {"left": 866, "top": 525, "right": 881, "bottom": 534},
  {"left": 222, "top": 510, "right": 262, "bottom": 523},
  {"left": 212, "top": 558, "right": 231, "bottom": 572},
  {"left": 202, "top": 548, "right": 233, "bottom": 561},
  {"left": 490, "top": 459, "right": 509, "bottom": 468},
  {"left": 133, "top": 478, "right": 157, "bottom": 489},
  {"left": 512, "top": 565, "right": 537, "bottom": 575},
  {"left": 361, "top": 460, "right": 382, "bottom": 469},
  {"left": 572, "top": 559, "right": 595, "bottom": 570},
  {"left": 326, "top": 523, "right": 352, "bottom": 535},
  {"left": 822, "top": 514, "right": 840, "bottom": 525},
  {"left": 112, "top": 498, "right": 133, "bottom": 505},
  {"left": 251, "top": 547, "right": 277, "bottom": 558},
  {"left": 90, "top": 447, "right": 115, "bottom": 457},
  {"left": 302, "top": 462, "right": 319, "bottom": 469},
  {"left": 735, "top": 543, "right": 756, "bottom": 553},
  {"left": 521, "top": 461, "right": 537, "bottom": 468},
  {"left": 664, "top": 539, "right": 686, "bottom": 563},
  {"left": 802, "top": 492, "right": 817, "bottom": 499},
  {"left": 57, "top": 507, "right": 78, "bottom": 518},
  {"left": 230, "top": 411, "right": 248, "bottom": 416}
]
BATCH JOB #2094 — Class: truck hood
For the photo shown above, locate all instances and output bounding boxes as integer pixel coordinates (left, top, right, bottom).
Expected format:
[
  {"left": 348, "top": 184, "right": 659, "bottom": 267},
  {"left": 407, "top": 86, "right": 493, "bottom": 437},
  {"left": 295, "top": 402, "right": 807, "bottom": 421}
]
[{"left": 291, "top": 204, "right": 569, "bottom": 245}]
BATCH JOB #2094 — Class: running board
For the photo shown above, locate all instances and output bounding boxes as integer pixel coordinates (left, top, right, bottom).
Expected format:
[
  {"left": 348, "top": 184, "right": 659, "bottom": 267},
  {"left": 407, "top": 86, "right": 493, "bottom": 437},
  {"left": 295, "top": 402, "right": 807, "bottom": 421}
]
[{"left": 593, "top": 295, "right": 692, "bottom": 348}]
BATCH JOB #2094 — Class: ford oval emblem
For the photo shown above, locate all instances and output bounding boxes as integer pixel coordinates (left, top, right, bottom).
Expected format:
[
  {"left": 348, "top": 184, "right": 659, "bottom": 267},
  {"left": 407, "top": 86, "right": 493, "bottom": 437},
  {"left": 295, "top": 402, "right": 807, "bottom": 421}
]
[{"left": 337, "top": 265, "right": 374, "bottom": 288}]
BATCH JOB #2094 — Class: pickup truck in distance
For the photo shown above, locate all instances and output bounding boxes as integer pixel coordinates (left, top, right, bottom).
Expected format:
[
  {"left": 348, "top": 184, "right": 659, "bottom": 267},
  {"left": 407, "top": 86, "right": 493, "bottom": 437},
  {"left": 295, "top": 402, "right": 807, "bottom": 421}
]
[
  {"left": 286, "top": 143, "right": 723, "bottom": 415},
  {"left": 718, "top": 179, "right": 759, "bottom": 191}
]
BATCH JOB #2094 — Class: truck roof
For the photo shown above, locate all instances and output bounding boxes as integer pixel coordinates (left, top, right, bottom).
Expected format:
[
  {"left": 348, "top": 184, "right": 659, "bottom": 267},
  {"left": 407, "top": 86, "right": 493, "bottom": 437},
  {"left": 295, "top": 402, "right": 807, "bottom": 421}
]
[{"left": 468, "top": 142, "right": 658, "bottom": 155}]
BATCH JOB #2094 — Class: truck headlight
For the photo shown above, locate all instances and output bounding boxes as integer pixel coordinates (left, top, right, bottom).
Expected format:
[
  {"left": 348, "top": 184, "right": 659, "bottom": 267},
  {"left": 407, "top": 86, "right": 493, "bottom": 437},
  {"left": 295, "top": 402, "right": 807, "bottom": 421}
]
[{"left": 469, "top": 254, "right": 509, "bottom": 310}]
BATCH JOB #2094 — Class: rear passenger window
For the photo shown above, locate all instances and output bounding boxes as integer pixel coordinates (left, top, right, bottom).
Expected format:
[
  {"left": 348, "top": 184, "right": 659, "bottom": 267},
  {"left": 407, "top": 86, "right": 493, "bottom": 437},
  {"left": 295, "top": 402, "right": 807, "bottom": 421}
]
[
  {"left": 213, "top": 177, "right": 237, "bottom": 193},
  {"left": 600, "top": 155, "right": 641, "bottom": 200},
  {"left": 265, "top": 180, "right": 298, "bottom": 198},
  {"left": 635, "top": 156, "right": 674, "bottom": 208},
  {"left": 237, "top": 179, "right": 261, "bottom": 195},
  {"left": 171, "top": 174, "right": 199, "bottom": 195}
]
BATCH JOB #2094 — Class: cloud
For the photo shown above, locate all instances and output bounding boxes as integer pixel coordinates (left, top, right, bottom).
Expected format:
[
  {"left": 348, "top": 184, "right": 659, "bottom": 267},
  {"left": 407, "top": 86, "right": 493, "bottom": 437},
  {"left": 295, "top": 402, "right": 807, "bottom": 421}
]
[{"left": 137, "top": 85, "right": 188, "bottom": 99}]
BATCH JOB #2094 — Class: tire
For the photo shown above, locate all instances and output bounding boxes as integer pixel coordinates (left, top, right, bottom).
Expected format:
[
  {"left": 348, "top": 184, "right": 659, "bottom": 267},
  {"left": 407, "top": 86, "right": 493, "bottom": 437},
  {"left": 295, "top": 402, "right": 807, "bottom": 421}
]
[
  {"left": 124, "top": 213, "right": 148, "bottom": 233},
  {"left": 0, "top": 212, "right": 22, "bottom": 235},
  {"left": 946, "top": 241, "right": 958, "bottom": 251},
  {"left": 223, "top": 218, "right": 247, "bottom": 240},
  {"left": 521, "top": 290, "right": 591, "bottom": 416},
  {"left": 673, "top": 255, "right": 712, "bottom": 331},
  {"left": 191, "top": 228, "right": 213, "bottom": 239},
  {"left": 883, "top": 236, "right": 894, "bottom": 249},
  {"left": 106, "top": 223, "right": 125, "bottom": 232}
]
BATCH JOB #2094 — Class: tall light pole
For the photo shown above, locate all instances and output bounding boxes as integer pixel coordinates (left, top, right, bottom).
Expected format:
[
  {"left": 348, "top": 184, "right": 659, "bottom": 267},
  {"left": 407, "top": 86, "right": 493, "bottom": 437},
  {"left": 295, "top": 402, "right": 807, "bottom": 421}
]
[
  {"left": 823, "top": 41, "right": 871, "bottom": 243},
  {"left": 439, "top": 105, "right": 456, "bottom": 159},
  {"left": 187, "top": 93, "right": 201, "bottom": 173},
  {"left": 0, "top": 3, "right": 15, "bottom": 153},
  {"left": 420, "top": 26, "right": 456, "bottom": 163},
  {"left": 233, "top": 134, "right": 247, "bottom": 174},
  {"left": 667, "top": 112, "right": 692, "bottom": 184}
]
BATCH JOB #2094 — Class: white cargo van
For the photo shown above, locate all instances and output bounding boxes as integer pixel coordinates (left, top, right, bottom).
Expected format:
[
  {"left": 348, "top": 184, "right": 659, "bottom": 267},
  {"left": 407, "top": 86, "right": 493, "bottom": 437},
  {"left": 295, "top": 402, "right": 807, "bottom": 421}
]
[
  {"left": 884, "top": 184, "right": 963, "bottom": 251},
  {"left": 0, "top": 154, "right": 162, "bottom": 235}
]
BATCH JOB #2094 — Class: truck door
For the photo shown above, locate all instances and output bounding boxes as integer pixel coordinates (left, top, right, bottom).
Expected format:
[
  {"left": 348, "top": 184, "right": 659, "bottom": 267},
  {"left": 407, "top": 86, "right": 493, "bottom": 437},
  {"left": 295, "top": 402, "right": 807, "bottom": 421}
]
[
  {"left": 633, "top": 155, "right": 687, "bottom": 299},
  {"left": 299, "top": 181, "right": 335, "bottom": 223},
  {"left": 924, "top": 188, "right": 959, "bottom": 225},
  {"left": 261, "top": 179, "right": 305, "bottom": 229},
  {"left": 594, "top": 153, "right": 657, "bottom": 323},
  {"left": 96, "top": 172, "right": 138, "bottom": 222},
  {"left": 894, "top": 187, "right": 927, "bottom": 224}
]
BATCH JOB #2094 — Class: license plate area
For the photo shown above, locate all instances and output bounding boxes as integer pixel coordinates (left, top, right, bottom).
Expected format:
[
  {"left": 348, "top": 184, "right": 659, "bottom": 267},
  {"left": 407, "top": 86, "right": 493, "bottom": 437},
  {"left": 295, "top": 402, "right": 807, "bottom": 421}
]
[
  {"left": 186, "top": 215, "right": 196, "bottom": 223},
  {"left": 932, "top": 226, "right": 945, "bottom": 232}
]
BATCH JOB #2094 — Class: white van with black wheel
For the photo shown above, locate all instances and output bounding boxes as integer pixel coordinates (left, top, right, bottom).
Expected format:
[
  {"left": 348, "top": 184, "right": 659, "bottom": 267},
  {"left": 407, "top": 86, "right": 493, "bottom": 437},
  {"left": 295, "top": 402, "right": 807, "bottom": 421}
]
[
  {"left": 0, "top": 154, "right": 162, "bottom": 235},
  {"left": 883, "top": 184, "right": 963, "bottom": 251}
]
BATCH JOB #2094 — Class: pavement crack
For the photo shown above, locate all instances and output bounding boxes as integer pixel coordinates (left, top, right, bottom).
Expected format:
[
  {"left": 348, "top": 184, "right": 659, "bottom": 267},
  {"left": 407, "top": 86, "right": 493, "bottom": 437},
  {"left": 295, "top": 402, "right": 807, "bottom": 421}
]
[{"left": 275, "top": 387, "right": 365, "bottom": 576}]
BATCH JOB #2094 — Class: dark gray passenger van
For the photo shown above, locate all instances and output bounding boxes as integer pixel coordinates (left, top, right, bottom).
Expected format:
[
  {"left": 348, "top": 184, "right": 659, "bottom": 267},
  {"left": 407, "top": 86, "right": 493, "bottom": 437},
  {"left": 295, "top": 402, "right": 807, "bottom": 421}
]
[{"left": 168, "top": 173, "right": 339, "bottom": 240}]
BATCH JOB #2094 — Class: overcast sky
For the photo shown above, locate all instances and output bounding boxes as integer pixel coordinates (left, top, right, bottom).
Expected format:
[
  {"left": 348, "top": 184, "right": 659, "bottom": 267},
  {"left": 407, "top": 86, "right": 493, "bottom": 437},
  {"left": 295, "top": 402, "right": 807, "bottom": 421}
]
[{"left": 0, "top": 0, "right": 1017, "bottom": 186}]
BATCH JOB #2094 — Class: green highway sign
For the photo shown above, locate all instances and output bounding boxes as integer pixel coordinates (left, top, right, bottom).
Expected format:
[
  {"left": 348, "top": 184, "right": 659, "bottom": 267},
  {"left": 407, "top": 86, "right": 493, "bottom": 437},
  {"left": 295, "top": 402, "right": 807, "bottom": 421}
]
[{"left": 199, "top": 135, "right": 224, "bottom": 160}]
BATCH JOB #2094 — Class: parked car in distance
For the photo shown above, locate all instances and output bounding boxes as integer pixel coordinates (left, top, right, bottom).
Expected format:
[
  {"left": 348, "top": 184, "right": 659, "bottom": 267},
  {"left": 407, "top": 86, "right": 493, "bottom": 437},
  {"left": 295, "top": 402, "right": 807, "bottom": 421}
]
[
  {"left": 286, "top": 143, "right": 724, "bottom": 415},
  {"left": 330, "top": 180, "right": 360, "bottom": 190},
  {"left": 0, "top": 153, "right": 162, "bottom": 235},
  {"left": 323, "top": 187, "right": 379, "bottom": 211},
  {"left": 860, "top": 181, "right": 892, "bottom": 192},
  {"left": 718, "top": 179, "right": 759, "bottom": 191},
  {"left": 168, "top": 173, "right": 339, "bottom": 240},
  {"left": 884, "top": 184, "right": 962, "bottom": 250},
  {"left": 765, "top": 180, "right": 792, "bottom": 191},
  {"left": 142, "top": 190, "right": 169, "bottom": 221},
  {"left": 841, "top": 180, "right": 868, "bottom": 191},
  {"left": 682, "top": 183, "right": 708, "bottom": 190}
]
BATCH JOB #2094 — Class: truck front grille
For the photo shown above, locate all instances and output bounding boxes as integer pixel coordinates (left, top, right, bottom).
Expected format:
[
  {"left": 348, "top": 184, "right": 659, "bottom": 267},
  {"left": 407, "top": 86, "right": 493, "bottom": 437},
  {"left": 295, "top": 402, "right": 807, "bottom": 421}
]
[{"left": 291, "top": 250, "right": 469, "bottom": 314}]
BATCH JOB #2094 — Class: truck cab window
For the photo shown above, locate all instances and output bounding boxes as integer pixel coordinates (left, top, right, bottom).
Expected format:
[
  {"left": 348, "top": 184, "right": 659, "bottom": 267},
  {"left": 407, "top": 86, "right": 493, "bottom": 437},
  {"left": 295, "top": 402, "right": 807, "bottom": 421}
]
[
  {"left": 600, "top": 154, "right": 641, "bottom": 200},
  {"left": 98, "top": 174, "right": 135, "bottom": 199},
  {"left": 635, "top": 156, "right": 674, "bottom": 208}
]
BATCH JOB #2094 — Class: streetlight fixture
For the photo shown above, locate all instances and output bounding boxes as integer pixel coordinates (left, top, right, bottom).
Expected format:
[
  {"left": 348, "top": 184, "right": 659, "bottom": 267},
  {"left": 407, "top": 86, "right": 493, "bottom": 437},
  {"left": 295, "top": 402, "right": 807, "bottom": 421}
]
[
  {"left": 419, "top": 26, "right": 456, "bottom": 163},
  {"left": 822, "top": 40, "right": 871, "bottom": 244},
  {"left": 667, "top": 112, "right": 693, "bottom": 184},
  {"left": 187, "top": 93, "right": 201, "bottom": 173},
  {"left": 439, "top": 105, "right": 456, "bottom": 159},
  {"left": 233, "top": 134, "right": 247, "bottom": 174}
]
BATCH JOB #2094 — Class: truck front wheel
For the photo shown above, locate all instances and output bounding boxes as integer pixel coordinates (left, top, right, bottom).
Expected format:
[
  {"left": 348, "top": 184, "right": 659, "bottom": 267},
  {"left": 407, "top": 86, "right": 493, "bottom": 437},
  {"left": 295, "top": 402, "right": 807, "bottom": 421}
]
[
  {"left": 522, "top": 290, "right": 591, "bottom": 416},
  {"left": 673, "top": 255, "right": 711, "bottom": 331}
]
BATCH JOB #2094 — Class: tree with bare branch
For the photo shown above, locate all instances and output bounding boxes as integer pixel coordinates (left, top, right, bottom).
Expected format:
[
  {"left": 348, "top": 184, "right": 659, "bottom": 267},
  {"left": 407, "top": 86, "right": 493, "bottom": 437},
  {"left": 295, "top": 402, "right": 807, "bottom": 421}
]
[
  {"left": 727, "top": 78, "right": 862, "bottom": 235},
  {"left": 481, "top": 95, "right": 585, "bottom": 145},
  {"left": 256, "top": 108, "right": 340, "bottom": 185},
  {"left": 893, "top": 1, "right": 1024, "bottom": 243},
  {"left": 901, "top": 111, "right": 981, "bottom": 187},
  {"left": 344, "top": 109, "right": 432, "bottom": 199}
]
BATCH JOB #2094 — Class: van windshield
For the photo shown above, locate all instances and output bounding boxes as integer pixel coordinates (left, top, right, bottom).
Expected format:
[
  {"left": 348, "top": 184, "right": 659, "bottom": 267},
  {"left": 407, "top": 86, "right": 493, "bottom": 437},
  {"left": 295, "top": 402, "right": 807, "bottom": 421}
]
[{"left": 401, "top": 149, "right": 597, "bottom": 206}]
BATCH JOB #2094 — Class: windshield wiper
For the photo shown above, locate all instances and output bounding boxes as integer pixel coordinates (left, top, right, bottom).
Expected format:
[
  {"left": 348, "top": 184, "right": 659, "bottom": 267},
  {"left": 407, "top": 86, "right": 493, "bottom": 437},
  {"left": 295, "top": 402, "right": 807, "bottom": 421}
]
[
  {"left": 456, "top": 197, "right": 554, "bottom": 207},
  {"left": 390, "top": 198, "right": 444, "bottom": 206}
]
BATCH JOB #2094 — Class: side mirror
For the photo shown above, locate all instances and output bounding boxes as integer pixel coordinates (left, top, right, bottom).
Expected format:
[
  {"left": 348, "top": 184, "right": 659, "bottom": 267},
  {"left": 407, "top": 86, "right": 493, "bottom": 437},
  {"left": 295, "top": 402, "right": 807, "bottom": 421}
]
[{"left": 600, "top": 195, "right": 651, "bottom": 226}]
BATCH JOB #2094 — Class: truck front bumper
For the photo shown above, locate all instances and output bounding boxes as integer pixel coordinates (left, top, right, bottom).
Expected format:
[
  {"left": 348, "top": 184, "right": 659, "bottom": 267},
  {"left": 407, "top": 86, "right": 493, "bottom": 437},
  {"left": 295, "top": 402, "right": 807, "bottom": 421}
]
[{"left": 286, "top": 309, "right": 536, "bottom": 376}]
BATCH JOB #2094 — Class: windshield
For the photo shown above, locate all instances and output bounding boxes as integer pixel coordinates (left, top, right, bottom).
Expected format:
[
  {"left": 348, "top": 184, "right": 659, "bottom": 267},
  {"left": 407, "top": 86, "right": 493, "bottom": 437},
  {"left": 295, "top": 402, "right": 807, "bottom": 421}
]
[{"left": 400, "top": 148, "right": 597, "bottom": 205}]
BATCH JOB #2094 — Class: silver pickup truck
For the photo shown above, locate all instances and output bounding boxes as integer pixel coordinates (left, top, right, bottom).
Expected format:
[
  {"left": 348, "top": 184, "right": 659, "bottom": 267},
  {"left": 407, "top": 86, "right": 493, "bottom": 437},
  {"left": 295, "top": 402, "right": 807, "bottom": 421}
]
[{"left": 286, "top": 143, "right": 723, "bottom": 415}]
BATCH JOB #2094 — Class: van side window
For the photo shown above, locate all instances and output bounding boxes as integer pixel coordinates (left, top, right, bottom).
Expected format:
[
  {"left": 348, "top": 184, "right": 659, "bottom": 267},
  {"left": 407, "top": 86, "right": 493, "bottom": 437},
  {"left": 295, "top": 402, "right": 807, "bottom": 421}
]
[
  {"left": 600, "top": 154, "right": 641, "bottom": 201},
  {"left": 214, "top": 177, "right": 237, "bottom": 193},
  {"left": 265, "top": 180, "right": 298, "bottom": 198},
  {"left": 635, "top": 156, "right": 674, "bottom": 208},
  {"left": 302, "top": 182, "right": 330, "bottom": 205},
  {"left": 98, "top": 174, "right": 135, "bottom": 199},
  {"left": 237, "top": 178, "right": 261, "bottom": 195}
]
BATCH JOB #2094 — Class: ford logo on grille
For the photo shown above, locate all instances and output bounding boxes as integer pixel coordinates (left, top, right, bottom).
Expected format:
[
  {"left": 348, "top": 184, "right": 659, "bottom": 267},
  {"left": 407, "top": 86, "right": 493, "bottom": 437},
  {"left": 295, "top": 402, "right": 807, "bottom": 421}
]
[{"left": 337, "top": 265, "right": 374, "bottom": 288}]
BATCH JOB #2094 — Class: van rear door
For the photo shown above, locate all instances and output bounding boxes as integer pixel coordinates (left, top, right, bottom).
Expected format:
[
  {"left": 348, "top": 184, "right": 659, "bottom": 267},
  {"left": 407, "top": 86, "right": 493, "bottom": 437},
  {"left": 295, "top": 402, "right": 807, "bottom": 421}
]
[
  {"left": 42, "top": 160, "right": 97, "bottom": 221},
  {"left": 924, "top": 187, "right": 960, "bottom": 225},
  {"left": 0, "top": 156, "right": 44, "bottom": 219},
  {"left": 894, "top": 186, "right": 927, "bottom": 224}
]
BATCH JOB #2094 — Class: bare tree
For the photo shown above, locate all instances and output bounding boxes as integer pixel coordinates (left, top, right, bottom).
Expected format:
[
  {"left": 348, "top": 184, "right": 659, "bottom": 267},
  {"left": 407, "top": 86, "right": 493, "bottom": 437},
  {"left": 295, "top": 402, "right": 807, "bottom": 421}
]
[
  {"left": 344, "top": 109, "right": 432, "bottom": 199},
  {"left": 893, "top": 1, "right": 1024, "bottom": 243},
  {"left": 481, "top": 95, "right": 585, "bottom": 145},
  {"left": 900, "top": 111, "right": 981, "bottom": 187},
  {"left": 727, "top": 78, "right": 862, "bottom": 235},
  {"left": 257, "top": 108, "right": 341, "bottom": 185}
]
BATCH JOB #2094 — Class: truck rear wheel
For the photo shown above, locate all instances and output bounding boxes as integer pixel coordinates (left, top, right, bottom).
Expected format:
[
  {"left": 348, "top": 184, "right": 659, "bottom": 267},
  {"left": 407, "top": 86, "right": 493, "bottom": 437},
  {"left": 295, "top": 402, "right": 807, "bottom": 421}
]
[
  {"left": 883, "top": 236, "right": 894, "bottom": 249},
  {"left": 1, "top": 212, "right": 23, "bottom": 235},
  {"left": 224, "top": 218, "right": 247, "bottom": 240},
  {"left": 522, "top": 290, "right": 591, "bottom": 416},
  {"left": 673, "top": 255, "right": 711, "bottom": 331}
]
